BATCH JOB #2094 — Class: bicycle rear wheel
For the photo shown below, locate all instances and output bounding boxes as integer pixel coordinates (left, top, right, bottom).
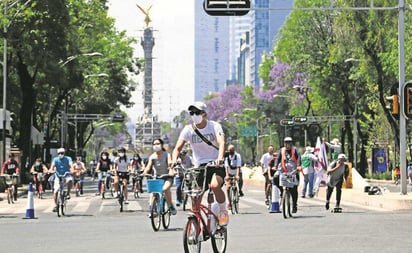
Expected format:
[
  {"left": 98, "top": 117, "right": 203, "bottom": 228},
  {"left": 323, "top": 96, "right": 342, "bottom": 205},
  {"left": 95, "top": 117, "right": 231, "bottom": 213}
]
[
  {"left": 229, "top": 187, "right": 238, "bottom": 214},
  {"left": 183, "top": 217, "right": 201, "bottom": 253},
  {"left": 150, "top": 196, "right": 161, "bottom": 231},
  {"left": 118, "top": 190, "right": 124, "bottom": 212},
  {"left": 232, "top": 186, "right": 239, "bottom": 214},
  {"left": 162, "top": 197, "right": 171, "bottom": 229},
  {"left": 211, "top": 226, "right": 227, "bottom": 253},
  {"left": 38, "top": 183, "right": 43, "bottom": 199}
]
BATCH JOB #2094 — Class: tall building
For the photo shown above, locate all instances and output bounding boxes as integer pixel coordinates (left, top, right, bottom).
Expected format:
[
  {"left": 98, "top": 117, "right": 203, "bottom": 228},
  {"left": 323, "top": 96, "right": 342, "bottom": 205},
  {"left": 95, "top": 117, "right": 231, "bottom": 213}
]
[
  {"left": 228, "top": 15, "right": 251, "bottom": 83},
  {"left": 194, "top": 0, "right": 230, "bottom": 101},
  {"left": 249, "top": 0, "right": 294, "bottom": 89}
]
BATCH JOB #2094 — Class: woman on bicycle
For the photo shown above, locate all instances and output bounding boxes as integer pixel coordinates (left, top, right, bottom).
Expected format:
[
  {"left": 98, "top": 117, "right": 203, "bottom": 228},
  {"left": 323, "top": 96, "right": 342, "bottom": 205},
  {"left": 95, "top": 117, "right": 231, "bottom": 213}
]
[
  {"left": 95, "top": 151, "right": 113, "bottom": 195},
  {"left": 113, "top": 147, "right": 131, "bottom": 204},
  {"left": 30, "top": 157, "right": 48, "bottom": 194},
  {"left": 142, "top": 138, "right": 177, "bottom": 215},
  {"left": 130, "top": 152, "right": 144, "bottom": 194},
  {"left": 73, "top": 156, "right": 86, "bottom": 195}
]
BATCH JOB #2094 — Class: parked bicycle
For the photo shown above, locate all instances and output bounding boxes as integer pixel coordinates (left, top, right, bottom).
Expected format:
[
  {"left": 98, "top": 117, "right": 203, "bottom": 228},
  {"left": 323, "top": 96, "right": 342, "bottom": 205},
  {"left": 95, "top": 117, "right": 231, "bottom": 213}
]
[
  {"left": 146, "top": 174, "right": 173, "bottom": 232},
  {"left": 227, "top": 176, "right": 240, "bottom": 214},
  {"left": 183, "top": 162, "right": 227, "bottom": 253},
  {"left": 279, "top": 170, "right": 298, "bottom": 219},
  {"left": 55, "top": 171, "right": 70, "bottom": 217},
  {"left": 2, "top": 173, "right": 18, "bottom": 204}
]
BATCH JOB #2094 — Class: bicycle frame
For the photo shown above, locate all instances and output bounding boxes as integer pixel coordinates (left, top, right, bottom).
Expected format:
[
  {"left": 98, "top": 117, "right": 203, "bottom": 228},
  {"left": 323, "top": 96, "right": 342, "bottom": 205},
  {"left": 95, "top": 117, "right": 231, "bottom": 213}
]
[
  {"left": 56, "top": 172, "right": 69, "bottom": 217},
  {"left": 3, "top": 174, "right": 17, "bottom": 204}
]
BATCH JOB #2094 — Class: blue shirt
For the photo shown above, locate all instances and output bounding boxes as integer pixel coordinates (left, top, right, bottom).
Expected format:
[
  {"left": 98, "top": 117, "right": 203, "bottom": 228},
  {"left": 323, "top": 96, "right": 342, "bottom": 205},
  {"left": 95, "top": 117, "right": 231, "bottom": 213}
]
[{"left": 52, "top": 156, "right": 73, "bottom": 176}]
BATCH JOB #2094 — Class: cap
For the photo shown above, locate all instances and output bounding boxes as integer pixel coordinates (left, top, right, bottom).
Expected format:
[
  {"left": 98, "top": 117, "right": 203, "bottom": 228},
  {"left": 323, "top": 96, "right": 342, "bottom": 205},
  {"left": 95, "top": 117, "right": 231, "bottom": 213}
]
[
  {"left": 284, "top": 137, "right": 293, "bottom": 142},
  {"left": 305, "top": 146, "right": 314, "bottom": 153},
  {"left": 188, "top": 101, "right": 207, "bottom": 112},
  {"left": 331, "top": 138, "right": 341, "bottom": 145},
  {"left": 338, "top": 153, "right": 346, "bottom": 159},
  {"left": 57, "top": 148, "right": 65, "bottom": 154}
]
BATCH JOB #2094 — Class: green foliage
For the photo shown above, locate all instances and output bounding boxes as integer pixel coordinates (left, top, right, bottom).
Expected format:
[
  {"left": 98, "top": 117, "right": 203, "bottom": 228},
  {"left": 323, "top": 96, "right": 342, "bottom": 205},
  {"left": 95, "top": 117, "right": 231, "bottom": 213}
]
[{"left": 365, "top": 171, "right": 392, "bottom": 181}]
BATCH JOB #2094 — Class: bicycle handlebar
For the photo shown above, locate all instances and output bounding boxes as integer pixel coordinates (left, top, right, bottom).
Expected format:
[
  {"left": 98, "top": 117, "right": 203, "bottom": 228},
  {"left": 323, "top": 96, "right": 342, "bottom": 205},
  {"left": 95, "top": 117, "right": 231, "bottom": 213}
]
[{"left": 55, "top": 171, "right": 71, "bottom": 178}]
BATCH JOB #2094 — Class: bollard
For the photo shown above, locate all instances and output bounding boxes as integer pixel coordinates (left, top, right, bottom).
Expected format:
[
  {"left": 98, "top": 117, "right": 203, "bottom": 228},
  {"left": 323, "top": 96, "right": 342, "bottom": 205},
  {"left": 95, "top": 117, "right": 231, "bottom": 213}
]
[
  {"left": 269, "top": 182, "right": 281, "bottom": 213},
  {"left": 23, "top": 183, "right": 37, "bottom": 219}
]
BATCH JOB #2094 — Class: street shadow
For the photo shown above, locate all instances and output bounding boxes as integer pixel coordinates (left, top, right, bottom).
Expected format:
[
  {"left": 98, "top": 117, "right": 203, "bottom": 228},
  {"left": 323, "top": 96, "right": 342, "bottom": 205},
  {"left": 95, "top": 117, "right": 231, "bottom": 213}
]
[
  {"left": 0, "top": 214, "right": 19, "bottom": 219},
  {"left": 63, "top": 214, "right": 94, "bottom": 217},
  {"left": 160, "top": 227, "right": 183, "bottom": 232},
  {"left": 236, "top": 212, "right": 263, "bottom": 215}
]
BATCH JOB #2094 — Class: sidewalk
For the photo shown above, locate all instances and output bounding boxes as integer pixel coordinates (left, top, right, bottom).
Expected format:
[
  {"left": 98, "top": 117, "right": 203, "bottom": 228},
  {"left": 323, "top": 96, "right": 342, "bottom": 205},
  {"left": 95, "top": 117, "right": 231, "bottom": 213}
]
[{"left": 242, "top": 166, "right": 412, "bottom": 211}]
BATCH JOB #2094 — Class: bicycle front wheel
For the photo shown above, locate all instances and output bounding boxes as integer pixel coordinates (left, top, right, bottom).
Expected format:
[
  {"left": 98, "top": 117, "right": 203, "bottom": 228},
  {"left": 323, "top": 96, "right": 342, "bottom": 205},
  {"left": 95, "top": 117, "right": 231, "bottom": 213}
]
[
  {"left": 7, "top": 188, "right": 13, "bottom": 204},
  {"left": 211, "top": 226, "right": 227, "bottom": 253},
  {"left": 162, "top": 198, "right": 171, "bottom": 229},
  {"left": 151, "top": 196, "right": 161, "bottom": 231},
  {"left": 282, "top": 189, "right": 291, "bottom": 219},
  {"left": 183, "top": 217, "right": 201, "bottom": 253}
]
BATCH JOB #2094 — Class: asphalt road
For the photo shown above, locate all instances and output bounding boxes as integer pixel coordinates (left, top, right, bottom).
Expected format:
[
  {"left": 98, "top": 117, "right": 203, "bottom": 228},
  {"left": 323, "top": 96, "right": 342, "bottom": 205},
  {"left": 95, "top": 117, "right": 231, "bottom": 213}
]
[{"left": 1, "top": 178, "right": 412, "bottom": 253}]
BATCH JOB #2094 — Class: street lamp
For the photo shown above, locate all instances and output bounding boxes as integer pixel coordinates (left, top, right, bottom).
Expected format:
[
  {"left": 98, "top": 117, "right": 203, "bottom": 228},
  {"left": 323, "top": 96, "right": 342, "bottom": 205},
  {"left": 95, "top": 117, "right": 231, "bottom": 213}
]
[{"left": 59, "top": 52, "right": 103, "bottom": 67}]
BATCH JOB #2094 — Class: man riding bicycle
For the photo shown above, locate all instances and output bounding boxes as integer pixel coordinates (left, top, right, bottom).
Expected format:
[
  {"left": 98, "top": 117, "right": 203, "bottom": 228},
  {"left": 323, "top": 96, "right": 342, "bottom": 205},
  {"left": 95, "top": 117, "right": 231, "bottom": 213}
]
[
  {"left": 1, "top": 153, "right": 20, "bottom": 201},
  {"left": 224, "top": 144, "right": 242, "bottom": 210},
  {"left": 73, "top": 156, "right": 86, "bottom": 195},
  {"left": 172, "top": 101, "right": 228, "bottom": 226},
  {"left": 49, "top": 148, "right": 74, "bottom": 212},
  {"left": 30, "top": 157, "right": 48, "bottom": 194},
  {"left": 274, "top": 137, "right": 301, "bottom": 213}
]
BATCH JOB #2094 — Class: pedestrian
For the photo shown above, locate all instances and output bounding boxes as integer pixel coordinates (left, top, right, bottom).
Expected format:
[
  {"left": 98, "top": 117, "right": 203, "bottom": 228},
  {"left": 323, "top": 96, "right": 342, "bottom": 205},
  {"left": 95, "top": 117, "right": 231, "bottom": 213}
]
[
  {"left": 300, "top": 146, "right": 318, "bottom": 198},
  {"left": 142, "top": 138, "right": 177, "bottom": 215},
  {"left": 275, "top": 137, "right": 301, "bottom": 213},
  {"left": 260, "top": 145, "right": 275, "bottom": 205},
  {"left": 175, "top": 150, "right": 193, "bottom": 206},
  {"left": 1, "top": 153, "right": 20, "bottom": 201},
  {"left": 408, "top": 162, "right": 412, "bottom": 185},
  {"left": 325, "top": 153, "right": 349, "bottom": 210},
  {"left": 171, "top": 101, "right": 228, "bottom": 225}
]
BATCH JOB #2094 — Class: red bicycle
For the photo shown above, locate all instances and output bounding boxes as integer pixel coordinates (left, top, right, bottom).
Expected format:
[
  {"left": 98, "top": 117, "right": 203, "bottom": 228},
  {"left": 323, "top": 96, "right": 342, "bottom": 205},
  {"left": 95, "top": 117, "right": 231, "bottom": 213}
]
[{"left": 182, "top": 162, "right": 227, "bottom": 253}]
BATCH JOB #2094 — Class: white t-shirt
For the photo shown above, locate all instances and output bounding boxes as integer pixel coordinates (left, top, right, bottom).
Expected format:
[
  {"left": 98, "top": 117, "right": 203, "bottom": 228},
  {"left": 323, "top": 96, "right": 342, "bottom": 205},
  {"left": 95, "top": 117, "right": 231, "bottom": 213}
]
[
  {"left": 178, "top": 121, "right": 224, "bottom": 167},
  {"left": 260, "top": 153, "right": 273, "bottom": 173},
  {"left": 225, "top": 152, "right": 242, "bottom": 175}
]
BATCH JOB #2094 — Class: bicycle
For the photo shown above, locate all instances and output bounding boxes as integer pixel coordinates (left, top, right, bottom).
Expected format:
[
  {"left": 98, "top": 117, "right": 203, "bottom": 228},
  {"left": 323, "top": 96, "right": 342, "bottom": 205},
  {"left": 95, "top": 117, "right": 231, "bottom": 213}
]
[
  {"left": 180, "top": 165, "right": 192, "bottom": 211},
  {"left": 146, "top": 174, "right": 173, "bottom": 232},
  {"left": 32, "top": 172, "right": 45, "bottom": 199},
  {"left": 98, "top": 171, "right": 112, "bottom": 199},
  {"left": 2, "top": 173, "right": 18, "bottom": 204},
  {"left": 55, "top": 171, "right": 70, "bottom": 217},
  {"left": 227, "top": 176, "right": 240, "bottom": 214},
  {"left": 73, "top": 174, "right": 81, "bottom": 197},
  {"left": 132, "top": 169, "right": 143, "bottom": 199},
  {"left": 183, "top": 162, "right": 227, "bottom": 253},
  {"left": 279, "top": 170, "right": 298, "bottom": 219}
]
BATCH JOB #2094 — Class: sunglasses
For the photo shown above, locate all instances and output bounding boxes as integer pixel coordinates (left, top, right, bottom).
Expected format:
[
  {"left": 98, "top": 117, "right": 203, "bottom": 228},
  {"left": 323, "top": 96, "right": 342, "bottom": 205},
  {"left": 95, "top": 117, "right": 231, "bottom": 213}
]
[
  {"left": 189, "top": 111, "right": 204, "bottom": 116},
  {"left": 58, "top": 152, "right": 64, "bottom": 155}
]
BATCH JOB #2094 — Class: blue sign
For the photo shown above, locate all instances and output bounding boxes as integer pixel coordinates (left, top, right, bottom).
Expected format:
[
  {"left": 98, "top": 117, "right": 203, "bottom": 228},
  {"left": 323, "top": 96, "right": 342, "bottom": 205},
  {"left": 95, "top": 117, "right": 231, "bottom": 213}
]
[{"left": 372, "top": 148, "right": 387, "bottom": 173}]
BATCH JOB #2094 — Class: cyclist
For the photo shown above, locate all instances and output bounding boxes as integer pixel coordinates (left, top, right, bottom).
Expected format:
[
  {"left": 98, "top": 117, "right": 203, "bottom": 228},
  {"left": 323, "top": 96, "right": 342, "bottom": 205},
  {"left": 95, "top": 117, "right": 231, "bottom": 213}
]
[
  {"left": 49, "top": 148, "right": 74, "bottom": 212},
  {"left": 171, "top": 101, "right": 228, "bottom": 225},
  {"left": 30, "top": 157, "right": 48, "bottom": 195},
  {"left": 1, "top": 153, "right": 20, "bottom": 201},
  {"left": 274, "top": 137, "right": 301, "bottom": 213},
  {"left": 73, "top": 156, "right": 86, "bottom": 195},
  {"left": 260, "top": 145, "right": 275, "bottom": 205},
  {"left": 113, "top": 147, "right": 131, "bottom": 204},
  {"left": 130, "top": 152, "right": 144, "bottom": 194},
  {"left": 224, "top": 144, "right": 242, "bottom": 209},
  {"left": 175, "top": 149, "right": 193, "bottom": 206},
  {"left": 95, "top": 151, "right": 113, "bottom": 195},
  {"left": 142, "top": 138, "right": 177, "bottom": 215}
]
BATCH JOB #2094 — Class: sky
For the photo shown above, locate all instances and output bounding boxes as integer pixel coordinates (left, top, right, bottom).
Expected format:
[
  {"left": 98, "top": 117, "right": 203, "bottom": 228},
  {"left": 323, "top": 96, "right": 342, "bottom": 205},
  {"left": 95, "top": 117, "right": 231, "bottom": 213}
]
[{"left": 107, "top": 0, "right": 195, "bottom": 124}]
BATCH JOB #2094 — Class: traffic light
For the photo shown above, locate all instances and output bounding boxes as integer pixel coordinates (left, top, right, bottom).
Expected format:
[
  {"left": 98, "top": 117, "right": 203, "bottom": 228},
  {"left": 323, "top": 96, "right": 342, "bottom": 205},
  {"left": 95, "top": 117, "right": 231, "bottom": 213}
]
[
  {"left": 386, "top": 95, "right": 399, "bottom": 115},
  {"left": 404, "top": 82, "right": 412, "bottom": 118},
  {"left": 203, "top": 0, "right": 250, "bottom": 16},
  {"left": 293, "top": 116, "right": 307, "bottom": 123}
]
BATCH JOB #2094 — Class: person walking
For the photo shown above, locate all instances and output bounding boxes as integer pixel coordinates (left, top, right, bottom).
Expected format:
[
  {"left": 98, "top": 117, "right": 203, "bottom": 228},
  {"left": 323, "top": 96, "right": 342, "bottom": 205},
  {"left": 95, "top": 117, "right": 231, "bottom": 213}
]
[
  {"left": 325, "top": 153, "right": 349, "bottom": 210},
  {"left": 300, "top": 146, "right": 318, "bottom": 198}
]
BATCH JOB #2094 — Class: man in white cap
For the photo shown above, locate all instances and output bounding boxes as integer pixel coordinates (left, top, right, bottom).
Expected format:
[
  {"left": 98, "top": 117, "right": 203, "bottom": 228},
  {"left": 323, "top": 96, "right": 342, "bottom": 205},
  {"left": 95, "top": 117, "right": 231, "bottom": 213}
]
[
  {"left": 49, "top": 148, "right": 74, "bottom": 212},
  {"left": 325, "top": 138, "right": 342, "bottom": 160},
  {"left": 300, "top": 146, "right": 318, "bottom": 198},
  {"left": 325, "top": 153, "right": 349, "bottom": 210},
  {"left": 172, "top": 101, "right": 228, "bottom": 225}
]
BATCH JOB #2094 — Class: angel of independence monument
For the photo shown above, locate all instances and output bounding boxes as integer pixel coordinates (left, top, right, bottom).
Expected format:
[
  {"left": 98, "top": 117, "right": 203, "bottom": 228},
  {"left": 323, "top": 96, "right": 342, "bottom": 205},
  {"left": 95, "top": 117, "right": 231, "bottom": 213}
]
[{"left": 134, "top": 5, "right": 161, "bottom": 150}]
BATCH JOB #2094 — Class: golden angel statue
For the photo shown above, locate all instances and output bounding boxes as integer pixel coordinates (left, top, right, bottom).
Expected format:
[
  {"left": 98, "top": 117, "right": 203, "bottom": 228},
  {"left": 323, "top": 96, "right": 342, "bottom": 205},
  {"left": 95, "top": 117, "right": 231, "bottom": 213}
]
[{"left": 136, "top": 4, "right": 153, "bottom": 28}]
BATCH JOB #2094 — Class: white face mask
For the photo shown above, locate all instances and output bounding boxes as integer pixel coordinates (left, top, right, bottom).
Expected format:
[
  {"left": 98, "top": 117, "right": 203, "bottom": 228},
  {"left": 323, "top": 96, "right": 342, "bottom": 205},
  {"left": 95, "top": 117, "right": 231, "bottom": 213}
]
[
  {"left": 119, "top": 152, "right": 125, "bottom": 157},
  {"left": 191, "top": 114, "right": 203, "bottom": 125},
  {"left": 153, "top": 144, "right": 162, "bottom": 152},
  {"left": 102, "top": 155, "right": 107, "bottom": 159},
  {"left": 59, "top": 154, "right": 64, "bottom": 159}
]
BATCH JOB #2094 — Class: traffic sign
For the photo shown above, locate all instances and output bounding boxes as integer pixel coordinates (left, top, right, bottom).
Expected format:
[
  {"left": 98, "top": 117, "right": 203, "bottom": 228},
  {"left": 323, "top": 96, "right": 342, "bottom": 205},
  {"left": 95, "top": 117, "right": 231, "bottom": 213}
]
[
  {"left": 239, "top": 125, "right": 256, "bottom": 137},
  {"left": 293, "top": 116, "right": 307, "bottom": 122}
]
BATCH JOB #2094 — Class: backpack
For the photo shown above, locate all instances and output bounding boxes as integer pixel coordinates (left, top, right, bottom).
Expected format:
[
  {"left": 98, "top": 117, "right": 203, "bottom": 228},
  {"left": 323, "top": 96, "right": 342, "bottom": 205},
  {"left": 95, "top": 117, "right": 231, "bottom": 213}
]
[{"left": 301, "top": 154, "right": 311, "bottom": 168}]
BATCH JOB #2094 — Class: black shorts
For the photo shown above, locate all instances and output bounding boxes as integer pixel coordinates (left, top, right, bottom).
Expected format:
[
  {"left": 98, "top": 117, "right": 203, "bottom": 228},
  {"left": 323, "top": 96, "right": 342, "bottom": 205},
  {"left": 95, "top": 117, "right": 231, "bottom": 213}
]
[
  {"left": 117, "top": 171, "right": 130, "bottom": 181},
  {"left": 194, "top": 164, "right": 226, "bottom": 191}
]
